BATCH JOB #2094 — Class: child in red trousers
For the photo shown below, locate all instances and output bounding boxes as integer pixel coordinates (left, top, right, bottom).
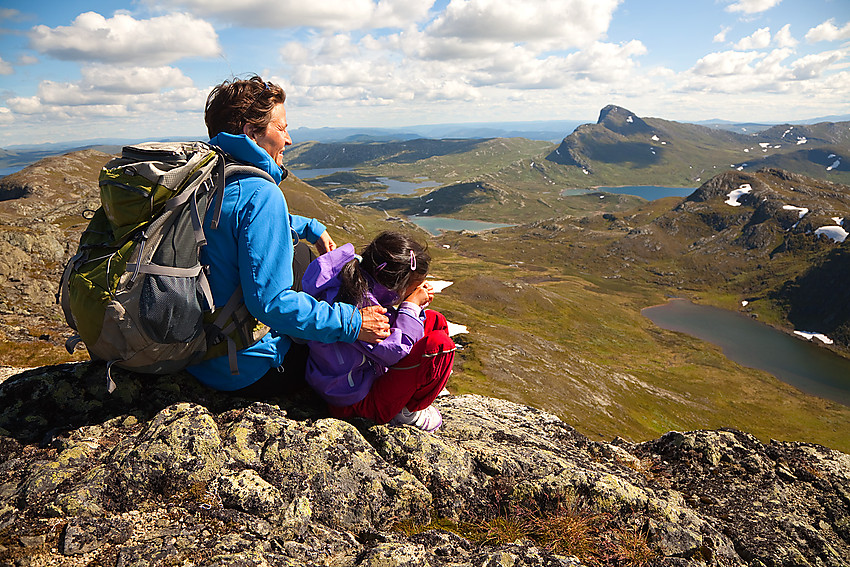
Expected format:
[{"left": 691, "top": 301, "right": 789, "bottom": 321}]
[{"left": 302, "top": 231, "right": 455, "bottom": 432}]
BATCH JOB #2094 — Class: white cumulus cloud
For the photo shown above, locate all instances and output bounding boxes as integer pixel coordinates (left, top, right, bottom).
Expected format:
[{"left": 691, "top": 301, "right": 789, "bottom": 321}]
[
  {"left": 0, "top": 107, "right": 13, "bottom": 125},
  {"left": 150, "top": 0, "right": 434, "bottom": 30},
  {"left": 725, "top": 0, "right": 782, "bottom": 14},
  {"left": 806, "top": 19, "right": 850, "bottom": 43},
  {"left": 773, "top": 24, "right": 798, "bottom": 48},
  {"left": 734, "top": 27, "right": 772, "bottom": 50},
  {"left": 714, "top": 26, "right": 731, "bottom": 43},
  {"left": 7, "top": 65, "right": 204, "bottom": 117},
  {"left": 426, "top": 0, "right": 621, "bottom": 50},
  {"left": 692, "top": 50, "right": 765, "bottom": 77},
  {"left": 790, "top": 50, "right": 844, "bottom": 80},
  {"left": 28, "top": 12, "right": 221, "bottom": 65}
]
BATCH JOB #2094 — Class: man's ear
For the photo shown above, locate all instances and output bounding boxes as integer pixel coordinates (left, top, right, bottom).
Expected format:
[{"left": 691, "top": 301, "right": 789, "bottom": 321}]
[{"left": 242, "top": 122, "right": 255, "bottom": 139}]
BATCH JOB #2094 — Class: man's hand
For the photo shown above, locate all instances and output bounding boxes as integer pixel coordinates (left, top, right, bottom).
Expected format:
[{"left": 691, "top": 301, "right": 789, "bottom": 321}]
[
  {"left": 357, "top": 305, "right": 390, "bottom": 343},
  {"left": 315, "top": 230, "right": 337, "bottom": 255}
]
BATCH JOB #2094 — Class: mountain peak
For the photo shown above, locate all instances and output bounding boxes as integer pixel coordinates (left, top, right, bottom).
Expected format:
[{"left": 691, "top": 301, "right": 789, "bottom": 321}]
[{"left": 597, "top": 104, "right": 653, "bottom": 135}]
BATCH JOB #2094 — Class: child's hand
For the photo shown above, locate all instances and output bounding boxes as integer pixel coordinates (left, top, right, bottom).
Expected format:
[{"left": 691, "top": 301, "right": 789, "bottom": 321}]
[{"left": 405, "top": 282, "right": 434, "bottom": 307}]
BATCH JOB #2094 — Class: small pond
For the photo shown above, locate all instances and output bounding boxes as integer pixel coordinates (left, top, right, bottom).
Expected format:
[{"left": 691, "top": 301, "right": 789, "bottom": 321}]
[
  {"left": 409, "top": 216, "right": 514, "bottom": 235},
  {"left": 377, "top": 177, "right": 441, "bottom": 195},
  {"left": 643, "top": 299, "right": 850, "bottom": 407}
]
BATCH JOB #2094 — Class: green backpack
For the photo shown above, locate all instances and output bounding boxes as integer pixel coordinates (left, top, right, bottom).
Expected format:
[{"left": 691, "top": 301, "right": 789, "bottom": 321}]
[{"left": 60, "top": 141, "right": 272, "bottom": 391}]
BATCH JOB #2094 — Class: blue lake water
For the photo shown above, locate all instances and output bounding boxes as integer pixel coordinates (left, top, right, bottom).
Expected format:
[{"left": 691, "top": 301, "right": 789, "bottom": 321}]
[
  {"left": 0, "top": 166, "right": 25, "bottom": 178},
  {"left": 562, "top": 186, "right": 695, "bottom": 200},
  {"left": 410, "top": 216, "right": 514, "bottom": 235},
  {"left": 643, "top": 299, "right": 850, "bottom": 407},
  {"left": 290, "top": 169, "right": 439, "bottom": 196},
  {"left": 378, "top": 177, "right": 440, "bottom": 195}
]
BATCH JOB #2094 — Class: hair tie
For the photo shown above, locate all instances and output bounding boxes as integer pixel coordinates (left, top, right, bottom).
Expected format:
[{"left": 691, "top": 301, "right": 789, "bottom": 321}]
[
  {"left": 354, "top": 254, "right": 362, "bottom": 262},
  {"left": 410, "top": 250, "right": 417, "bottom": 271}
]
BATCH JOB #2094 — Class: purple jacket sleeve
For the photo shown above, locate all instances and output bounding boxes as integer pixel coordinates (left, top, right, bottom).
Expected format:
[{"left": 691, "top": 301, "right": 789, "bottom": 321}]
[{"left": 355, "top": 303, "right": 424, "bottom": 367}]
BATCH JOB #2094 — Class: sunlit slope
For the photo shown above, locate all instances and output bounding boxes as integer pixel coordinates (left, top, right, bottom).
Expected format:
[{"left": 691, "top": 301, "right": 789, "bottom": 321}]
[
  {"left": 287, "top": 106, "right": 850, "bottom": 226},
  {"left": 432, "top": 167, "right": 850, "bottom": 450}
]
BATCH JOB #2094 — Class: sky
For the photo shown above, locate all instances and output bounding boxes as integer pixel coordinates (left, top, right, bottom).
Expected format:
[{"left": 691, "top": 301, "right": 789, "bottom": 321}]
[{"left": 0, "top": 0, "right": 848, "bottom": 147}]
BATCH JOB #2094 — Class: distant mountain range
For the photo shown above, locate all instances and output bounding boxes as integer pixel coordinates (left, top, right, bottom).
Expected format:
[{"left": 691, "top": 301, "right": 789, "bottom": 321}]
[
  {"left": 278, "top": 105, "right": 849, "bottom": 228},
  {"left": 3, "top": 136, "right": 850, "bottom": 452},
  {"left": 3, "top": 109, "right": 849, "bottom": 175},
  {"left": 543, "top": 104, "right": 849, "bottom": 186}
]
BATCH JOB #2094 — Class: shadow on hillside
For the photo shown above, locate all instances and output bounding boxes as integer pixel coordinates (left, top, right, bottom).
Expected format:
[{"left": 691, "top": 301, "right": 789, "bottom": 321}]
[
  {"left": 0, "top": 361, "right": 328, "bottom": 446},
  {"left": 583, "top": 141, "right": 662, "bottom": 168},
  {"left": 291, "top": 138, "right": 488, "bottom": 168},
  {"left": 781, "top": 246, "right": 850, "bottom": 342},
  {"left": 362, "top": 182, "right": 490, "bottom": 217}
]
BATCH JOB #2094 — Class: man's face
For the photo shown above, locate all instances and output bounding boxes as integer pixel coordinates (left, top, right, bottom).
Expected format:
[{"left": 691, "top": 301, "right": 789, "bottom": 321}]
[{"left": 245, "top": 103, "right": 292, "bottom": 166}]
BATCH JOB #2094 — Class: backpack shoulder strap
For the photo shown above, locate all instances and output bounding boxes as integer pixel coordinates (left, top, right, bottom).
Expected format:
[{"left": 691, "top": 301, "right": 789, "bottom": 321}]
[
  {"left": 207, "top": 154, "right": 278, "bottom": 230},
  {"left": 224, "top": 163, "right": 277, "bottom": 185}
]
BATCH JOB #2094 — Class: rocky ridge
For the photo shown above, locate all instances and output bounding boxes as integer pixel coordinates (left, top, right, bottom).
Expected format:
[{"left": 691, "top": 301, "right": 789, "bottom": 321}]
[
  {"left": 542, "top": 105, "right": 849, "bottom": 186},
  {"left": 0, "top": 363, "right": 848, "bottom": 566}
]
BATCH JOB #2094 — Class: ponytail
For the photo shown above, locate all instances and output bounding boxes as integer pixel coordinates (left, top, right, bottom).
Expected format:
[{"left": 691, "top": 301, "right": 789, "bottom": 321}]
[
  {"left": 335, "top": 259, "right": 370, "bottom": 307},
  {"left": 334, "top": 231, "right": 430, "bottom": 307}
]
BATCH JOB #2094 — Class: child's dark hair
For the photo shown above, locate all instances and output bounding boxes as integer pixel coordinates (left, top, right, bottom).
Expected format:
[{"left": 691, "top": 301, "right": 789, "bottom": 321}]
[{"left": 336, "top": 231, "right": 430, "bottom": 306}]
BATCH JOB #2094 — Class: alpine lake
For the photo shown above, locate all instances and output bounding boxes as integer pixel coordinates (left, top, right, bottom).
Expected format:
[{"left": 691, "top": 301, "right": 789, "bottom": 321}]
[
  {"left": 644, "top": 299, "right": 850, "bottom": 407},
  {"left": 292, "top": 172, "right": 850, "bottom": 404}
]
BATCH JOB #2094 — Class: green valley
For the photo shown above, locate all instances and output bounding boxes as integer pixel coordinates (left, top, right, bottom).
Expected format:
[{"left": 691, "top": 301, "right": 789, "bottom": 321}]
[{"left": 2, "top": 107, "right": 850, "bottom": 453}]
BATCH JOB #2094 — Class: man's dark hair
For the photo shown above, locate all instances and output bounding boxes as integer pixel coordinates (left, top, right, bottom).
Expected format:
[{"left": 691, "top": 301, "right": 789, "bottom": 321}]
[{"left": 204, "top": 75, "right": 286, "bottom": 139}]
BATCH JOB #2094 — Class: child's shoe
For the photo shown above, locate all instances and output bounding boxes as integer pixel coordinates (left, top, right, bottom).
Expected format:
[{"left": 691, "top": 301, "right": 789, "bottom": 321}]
[{"left": 390, "top": 406, "right": 442, "bottom": 433}]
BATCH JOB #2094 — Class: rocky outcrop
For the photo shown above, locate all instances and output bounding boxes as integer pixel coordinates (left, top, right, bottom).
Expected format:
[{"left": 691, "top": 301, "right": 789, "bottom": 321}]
[{"left": 1, "top": 363, "right": 848, "bottom": 566}]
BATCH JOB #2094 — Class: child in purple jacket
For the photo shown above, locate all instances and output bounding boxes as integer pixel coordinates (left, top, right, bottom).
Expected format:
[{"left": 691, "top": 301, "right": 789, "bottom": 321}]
[{"left": 302, "top": 231, "right": 455, "bottom": 432}]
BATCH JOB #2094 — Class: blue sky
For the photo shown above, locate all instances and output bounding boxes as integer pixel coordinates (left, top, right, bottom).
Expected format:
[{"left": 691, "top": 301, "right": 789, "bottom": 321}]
[{"left": 0, "top": 0, "right": 848, "bottom": 147}]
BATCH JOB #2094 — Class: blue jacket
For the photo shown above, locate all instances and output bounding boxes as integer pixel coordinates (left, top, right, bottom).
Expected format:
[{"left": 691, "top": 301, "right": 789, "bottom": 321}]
[
  {"left": 302, "top": 244, "right": 425, "bottom": 406},
  {"left": 187, "top": 133, "right": 361, "bottom": 390}
]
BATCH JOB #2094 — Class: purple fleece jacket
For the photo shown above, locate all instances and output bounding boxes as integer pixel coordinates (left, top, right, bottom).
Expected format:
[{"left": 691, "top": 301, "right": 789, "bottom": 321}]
[{"left": 302, "top": 243, "right": 426, "bottom": 406}]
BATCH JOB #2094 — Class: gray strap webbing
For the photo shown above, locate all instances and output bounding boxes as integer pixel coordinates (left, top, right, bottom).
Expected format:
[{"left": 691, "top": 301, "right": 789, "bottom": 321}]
[
  {"left": 105, "top": 360, "right": 118, "bottom": 394},
  {"left": 210, "top": 157, "right": 226, "bottom": 230},
  {"left": 225, "top": 164, "right": 276, "bottom": 185},
  {"left": 58, "top": 251, "right": 84, "bottom": 331},
  {"left": 162, "top": 181, "right": 206, "bottom": 246},
  {"left": 212, "top": 284, "right": 247, "bottom": 330},
  {"left": 164, "top": 183, "right": 197, "bottom": 211},
  {"left": 198, "top": 269, "right": 215, "bottom": 312},
  {"left": 189, "top": 191, "right": 205, "bottom": 247},
  {"left": 210, "top": 284, "right": 251, "bottom": 375},
  {"left": 209, "top": 159, "right": 276, "bottom": 231},
  {"left": 126, "top": 263, "right": 203, "bottom": 278},
  {"left": 65, "top": 335, "right": 83, "bottom": 354}
]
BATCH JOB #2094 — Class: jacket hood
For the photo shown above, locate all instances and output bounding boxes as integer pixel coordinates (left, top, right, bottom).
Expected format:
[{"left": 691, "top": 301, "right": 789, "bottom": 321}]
[
  {"left": 302, "top": 243, "right": 356, "bottom": 300},
  {"left": 302, "top": 243, "right": 400, "bottom": 306},
  {"left": 209, "top": 132, "right": 285, "bottom": 184}
]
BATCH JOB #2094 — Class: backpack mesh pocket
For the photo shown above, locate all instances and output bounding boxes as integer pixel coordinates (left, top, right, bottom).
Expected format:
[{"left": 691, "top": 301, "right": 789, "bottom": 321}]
[{"left": 139, "top": 275, "right": 205, "bottom": 343}]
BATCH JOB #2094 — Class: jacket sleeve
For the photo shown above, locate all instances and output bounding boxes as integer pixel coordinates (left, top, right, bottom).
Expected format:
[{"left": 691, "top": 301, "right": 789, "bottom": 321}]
[
  {"left": 237, "top": 180, "right": 359, "bottom": 343},
  {"left": 355, "top": 303, "right": 424, "bottom": 367},
  {"left": 289, "top": 214, "right": 326, "bottom": 244}
]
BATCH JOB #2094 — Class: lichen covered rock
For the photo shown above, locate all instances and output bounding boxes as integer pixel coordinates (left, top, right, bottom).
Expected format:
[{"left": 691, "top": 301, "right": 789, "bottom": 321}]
[{"left": 0, "top": 363, "right": 848, "bottom": 566}]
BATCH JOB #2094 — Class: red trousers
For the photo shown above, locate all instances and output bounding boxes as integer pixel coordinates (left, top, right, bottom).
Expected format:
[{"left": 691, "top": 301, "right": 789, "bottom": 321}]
[{"left": 330, "top": 309, "right": 456, "bottom": 424}]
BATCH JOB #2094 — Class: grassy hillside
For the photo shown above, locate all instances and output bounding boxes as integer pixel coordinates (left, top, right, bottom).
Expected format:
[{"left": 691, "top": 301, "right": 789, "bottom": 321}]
[
  {"left": 4, "top": 148, "right": 850, "bottom": 456},
  {"left": 286, "top": 107, "right": 849, "bottom": 227},
  {"left": 432, "top": 168, "right": 850, "bottom": 451}
]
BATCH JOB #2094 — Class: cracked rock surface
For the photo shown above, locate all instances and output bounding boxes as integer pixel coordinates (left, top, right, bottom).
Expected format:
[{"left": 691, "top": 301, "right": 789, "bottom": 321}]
[{"left": 0, "top": 362, "right": 848, "bottom": 566}]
